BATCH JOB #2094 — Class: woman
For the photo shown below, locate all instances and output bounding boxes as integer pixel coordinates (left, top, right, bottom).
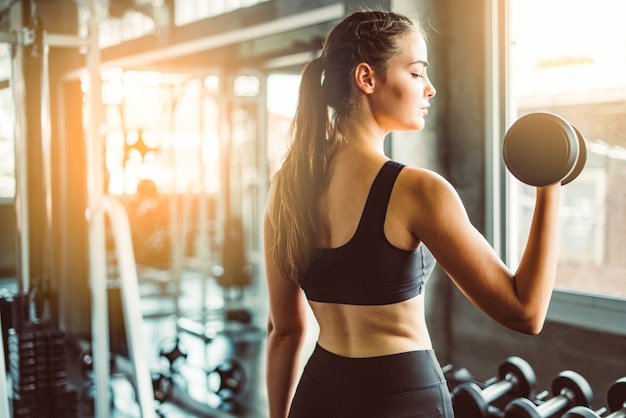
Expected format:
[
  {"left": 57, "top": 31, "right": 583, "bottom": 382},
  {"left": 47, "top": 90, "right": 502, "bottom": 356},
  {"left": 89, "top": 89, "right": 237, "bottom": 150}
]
[{"left": 263, "top": 10, "right": 560, "bottom": 418}]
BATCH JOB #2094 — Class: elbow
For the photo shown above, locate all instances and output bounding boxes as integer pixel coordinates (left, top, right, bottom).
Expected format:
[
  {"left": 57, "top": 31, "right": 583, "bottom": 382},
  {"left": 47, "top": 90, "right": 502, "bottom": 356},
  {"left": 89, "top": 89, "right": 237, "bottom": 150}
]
[
  {"left": 267, "top": 318, "right": 307, "bottom": 344},
  {"left": 509, "top": 308, "right": 546, "bottom": 335},
  {"left": 516, "top": 320, "right": 544, "bottom": 336}
]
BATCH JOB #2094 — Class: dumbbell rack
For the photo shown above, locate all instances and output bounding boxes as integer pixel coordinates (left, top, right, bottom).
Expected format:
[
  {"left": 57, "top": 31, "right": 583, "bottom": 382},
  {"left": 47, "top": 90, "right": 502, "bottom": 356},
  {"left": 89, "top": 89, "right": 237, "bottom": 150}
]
[{"left": 0, "top": 314, "right": 11, "bottom": 418}]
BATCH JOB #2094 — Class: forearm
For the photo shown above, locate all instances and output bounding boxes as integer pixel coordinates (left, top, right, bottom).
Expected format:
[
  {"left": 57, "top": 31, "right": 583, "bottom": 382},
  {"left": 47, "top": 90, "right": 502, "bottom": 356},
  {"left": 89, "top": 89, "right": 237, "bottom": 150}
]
[
  {"left": 266, "top": 327, "right": 306, "bottom": 418},
  {"left": 514, "top": 184, "right": 561, "bottom": 329}
]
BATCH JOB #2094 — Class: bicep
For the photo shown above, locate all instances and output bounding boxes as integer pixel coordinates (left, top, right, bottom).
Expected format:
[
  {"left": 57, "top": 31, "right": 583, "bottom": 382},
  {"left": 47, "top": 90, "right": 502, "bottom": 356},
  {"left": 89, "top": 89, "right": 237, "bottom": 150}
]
[{"left": 412, "top": 174, "right": 523, "bottom": 324}]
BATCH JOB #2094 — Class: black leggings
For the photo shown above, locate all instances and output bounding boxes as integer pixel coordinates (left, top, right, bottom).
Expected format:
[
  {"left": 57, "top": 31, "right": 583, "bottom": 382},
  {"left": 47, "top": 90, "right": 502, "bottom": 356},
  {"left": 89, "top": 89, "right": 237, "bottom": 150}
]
[{"left": 288, "top": 344, "right": 454, "bottom": 418}]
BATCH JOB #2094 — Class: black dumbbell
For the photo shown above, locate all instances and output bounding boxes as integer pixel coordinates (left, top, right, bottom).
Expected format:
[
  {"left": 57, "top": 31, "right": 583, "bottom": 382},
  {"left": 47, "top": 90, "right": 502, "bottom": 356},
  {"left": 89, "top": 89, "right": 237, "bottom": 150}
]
[
  {"left": 444, "top": 364, "right": 488, "bottom": 393},
  {"left": 503, "top": 112, "right": 587, "bottom": 186},
  {"left": 206, "top": 358, "right": 247, "bottom": 400},
  {"left": 504, "top": 370, "right": 593, "bottom": 417},
  {"left": 158, "top": 336, "right": 188, "bottom": 372},
  {"left": 452, "top": 356, "right": 537, "bottom": 417},
  {"left": 563, "top": 376, "right": 626, "bottom": 418}
]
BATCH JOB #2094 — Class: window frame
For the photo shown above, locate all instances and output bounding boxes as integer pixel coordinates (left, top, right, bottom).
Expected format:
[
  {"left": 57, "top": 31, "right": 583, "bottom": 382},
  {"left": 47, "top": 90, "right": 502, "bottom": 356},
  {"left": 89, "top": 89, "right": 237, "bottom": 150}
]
[{"left": 485, "top": 0, "right": 626, "bottom": 336}]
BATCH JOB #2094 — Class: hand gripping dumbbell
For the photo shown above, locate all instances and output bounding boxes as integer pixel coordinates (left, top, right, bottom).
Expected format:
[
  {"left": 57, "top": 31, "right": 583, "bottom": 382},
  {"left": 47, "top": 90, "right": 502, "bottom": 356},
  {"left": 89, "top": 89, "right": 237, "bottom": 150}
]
[
  {"left": 563, "top": 376, "right": 626, "bottom": 418},
  {"left": 452, "top": 356, "right": 537, "bottom": 418},
  {"left": 504, "top": 370, "right": 593, "bottom": 417},
  {"left": 503, "top": 112, "right": 587, "bottom": 186}
]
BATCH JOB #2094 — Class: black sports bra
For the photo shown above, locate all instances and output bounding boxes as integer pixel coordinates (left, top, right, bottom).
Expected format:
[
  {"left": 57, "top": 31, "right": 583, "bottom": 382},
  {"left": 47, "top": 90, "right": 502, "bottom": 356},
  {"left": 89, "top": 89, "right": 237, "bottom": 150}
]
[{"left": 299, "top": 160, "right": 436, "bottom": 305}]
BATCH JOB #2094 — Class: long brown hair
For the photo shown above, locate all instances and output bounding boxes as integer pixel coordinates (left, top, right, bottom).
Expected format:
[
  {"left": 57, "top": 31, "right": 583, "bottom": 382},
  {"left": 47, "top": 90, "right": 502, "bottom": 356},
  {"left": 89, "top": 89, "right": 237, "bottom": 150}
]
[{"left": 272, "top": 10, "right": 422, "bottom": 281}]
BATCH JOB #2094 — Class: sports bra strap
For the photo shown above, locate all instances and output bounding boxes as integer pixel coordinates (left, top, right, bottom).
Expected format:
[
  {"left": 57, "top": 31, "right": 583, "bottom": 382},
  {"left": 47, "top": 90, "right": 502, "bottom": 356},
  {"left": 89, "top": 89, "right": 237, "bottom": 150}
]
[{"left": 356, "top": 160, "right": 405, "bottom": 241}]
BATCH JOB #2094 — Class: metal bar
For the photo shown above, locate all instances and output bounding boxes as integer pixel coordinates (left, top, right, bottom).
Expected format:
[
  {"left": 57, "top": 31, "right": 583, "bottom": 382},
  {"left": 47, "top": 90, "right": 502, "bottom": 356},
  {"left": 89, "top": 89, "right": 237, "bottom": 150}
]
[
  {"left": 44, "top": 32, "right": 90, "bottom": 48},
  {"left": 0, "top": 31, "right": 89, "bottom": 47},
  {"left": 84, "top": 1, "right": 110, "bottom": 417},
  {"left": 41, "top": 40, "right": 55, "bottom": 286},
  {"left": 64, "top": 3, "right": 345, "bottom": 80},
  {"left": 10, "top": 0, "right": 30, "bottom": 295},
  {"left": 103, "top": 196, "right": 157, "bottom": 418},
  {"left": 484, "top": 0, "right": 506, "bottom": 258},
  {"left": 261, "top": 50, "right": 316, "bottom": 70}
]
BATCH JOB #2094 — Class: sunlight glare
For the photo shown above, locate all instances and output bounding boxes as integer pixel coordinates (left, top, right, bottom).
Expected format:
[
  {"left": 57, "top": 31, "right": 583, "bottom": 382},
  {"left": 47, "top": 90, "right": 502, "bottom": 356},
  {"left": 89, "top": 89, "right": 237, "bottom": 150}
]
[{"left": 510, "top": 0, "right": 626, "bottom": 96}]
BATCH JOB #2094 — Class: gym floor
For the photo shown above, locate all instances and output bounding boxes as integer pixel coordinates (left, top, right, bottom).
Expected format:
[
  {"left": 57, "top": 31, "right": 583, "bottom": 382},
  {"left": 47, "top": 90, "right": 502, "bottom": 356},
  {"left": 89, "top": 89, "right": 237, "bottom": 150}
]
[
  {"left": 86, "top": 268, "right": 274, "bottom": 418},
  {"left": 2, "top": 267, "right": 280, "bottom": 418}
]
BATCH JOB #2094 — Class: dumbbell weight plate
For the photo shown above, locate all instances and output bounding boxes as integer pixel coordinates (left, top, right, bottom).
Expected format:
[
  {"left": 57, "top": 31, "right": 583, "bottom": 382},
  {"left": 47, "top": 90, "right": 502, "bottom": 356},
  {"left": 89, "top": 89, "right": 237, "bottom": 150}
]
[
  {"left": 607, "top": 376, "right": 626, "bottom": 412},
  {"left": 562, "top": 406, "right": 601, "bottom": 418},
  {"left": 561, "top": 124, "right": 587, "bottom": 186},
  {"left": 504, "top": 397, "right": 541, "bottom": 417},
  {"left": 206, "top": 358, "right": 247, "bottom": 400},
  {"left": 451, "top": 357, "right": 536, "bottom": 418},
  {"left": 498, "top": 356, "right": 537, "bottom": 398},
  {"left": 552, "top": 370, "right": 594, "bottom": 408},
  {"left": 452, "top": 382, "right": 488, "bottom": 417},
  {"left": 503, "top": 112, "right": 582, "bottom": 186}
]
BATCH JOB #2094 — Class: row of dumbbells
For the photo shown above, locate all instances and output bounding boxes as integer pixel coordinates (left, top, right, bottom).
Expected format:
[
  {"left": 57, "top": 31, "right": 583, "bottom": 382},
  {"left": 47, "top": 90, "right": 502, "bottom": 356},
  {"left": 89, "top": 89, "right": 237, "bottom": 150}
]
[{"left": 444, "top": 357, "right": 625, "bottom": 418}]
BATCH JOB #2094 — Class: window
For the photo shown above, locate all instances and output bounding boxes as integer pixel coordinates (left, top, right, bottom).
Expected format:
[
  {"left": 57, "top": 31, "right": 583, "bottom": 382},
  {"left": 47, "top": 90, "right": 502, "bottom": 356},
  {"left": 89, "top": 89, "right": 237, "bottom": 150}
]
[
  {"left": 98, "top": 70, "right": 221, "bottom": 195},
  {"left": 0, "top": 43, "right": 14, "bottom": 200},
  {"left": 266, "top": 73, "right": 299, "bottom": 177},
  {"left": 174, "top": 0, "right": 270, "bottom": 26},
  {"left": 506, "top": 0, "right": 626, "bottom": 332}
]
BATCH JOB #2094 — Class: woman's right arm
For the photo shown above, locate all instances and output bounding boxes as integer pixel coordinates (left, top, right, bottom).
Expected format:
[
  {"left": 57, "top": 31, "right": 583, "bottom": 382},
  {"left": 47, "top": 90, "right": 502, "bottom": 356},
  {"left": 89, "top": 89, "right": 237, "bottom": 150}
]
[
  {"left": 263, "top": 182, "right": 309, "bottom": 418},
  {"left": 403, "top": 168, "right": 561, "bottom": 334}
]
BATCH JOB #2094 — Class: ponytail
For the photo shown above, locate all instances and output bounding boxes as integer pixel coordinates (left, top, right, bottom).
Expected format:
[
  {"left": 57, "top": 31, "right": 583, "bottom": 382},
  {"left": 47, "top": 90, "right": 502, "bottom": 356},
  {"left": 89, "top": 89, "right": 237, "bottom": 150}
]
[{"left": 273, "top": 56, "right": 334, "bottom": 281}]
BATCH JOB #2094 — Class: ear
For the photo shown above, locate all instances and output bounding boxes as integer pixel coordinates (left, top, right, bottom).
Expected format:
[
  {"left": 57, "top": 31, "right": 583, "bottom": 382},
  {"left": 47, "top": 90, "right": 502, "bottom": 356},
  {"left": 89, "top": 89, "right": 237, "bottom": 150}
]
[{"left": 354, "top": 62, "right": 376, "bottom": 94}]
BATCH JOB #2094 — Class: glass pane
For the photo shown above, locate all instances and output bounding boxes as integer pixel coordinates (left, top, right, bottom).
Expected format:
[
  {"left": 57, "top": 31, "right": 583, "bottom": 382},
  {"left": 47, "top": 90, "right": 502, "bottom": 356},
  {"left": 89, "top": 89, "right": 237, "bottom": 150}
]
[
  {"left": 508, "top": 0, "right": 626, "bottom": 298},
  {"left": 0, "top": 43, "right": 14, "bottom": 199},
  {"left": 175, "top": 0, "right": 270, "bottom": 27},
  {"left": 100, "top": 71, "right": 220, "bottom": 195},
  {"left": 266, "top": 73, "right": 299, "bottom": 177}
]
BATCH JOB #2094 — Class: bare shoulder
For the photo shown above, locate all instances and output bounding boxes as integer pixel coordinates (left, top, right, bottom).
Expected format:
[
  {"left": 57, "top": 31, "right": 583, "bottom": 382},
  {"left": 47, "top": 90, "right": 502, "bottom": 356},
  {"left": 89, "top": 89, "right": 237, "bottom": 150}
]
[
  {"left": 396, "top": 166, "right": 461, "bottom": 205},
  {"left": 392, "top": 166, "right": 470, "bottom": 236}
]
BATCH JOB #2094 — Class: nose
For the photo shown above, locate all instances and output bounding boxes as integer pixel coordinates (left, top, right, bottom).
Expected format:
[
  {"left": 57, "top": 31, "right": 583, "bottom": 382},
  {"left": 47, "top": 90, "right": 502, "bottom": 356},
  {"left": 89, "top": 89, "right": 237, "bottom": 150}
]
[{"left": 425, "top": 78, "right": 436, "bottom": 98}]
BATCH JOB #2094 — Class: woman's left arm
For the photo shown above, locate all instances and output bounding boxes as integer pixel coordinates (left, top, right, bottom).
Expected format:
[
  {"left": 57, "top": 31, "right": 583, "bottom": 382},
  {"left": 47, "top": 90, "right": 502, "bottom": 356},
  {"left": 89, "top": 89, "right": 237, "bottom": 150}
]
[{"left": 263, "top": 201, "right": 309, "bottom": 418}]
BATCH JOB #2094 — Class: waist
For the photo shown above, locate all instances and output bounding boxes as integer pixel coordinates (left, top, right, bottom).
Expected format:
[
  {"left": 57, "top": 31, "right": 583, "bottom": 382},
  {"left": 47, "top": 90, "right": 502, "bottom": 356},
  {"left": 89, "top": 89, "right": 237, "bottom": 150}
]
[
  {"left": 310, "top": 296, "right": 431, "bottom": 357},
  {"left": 303, "top": 344, "right": 446, "bottom": 396}
]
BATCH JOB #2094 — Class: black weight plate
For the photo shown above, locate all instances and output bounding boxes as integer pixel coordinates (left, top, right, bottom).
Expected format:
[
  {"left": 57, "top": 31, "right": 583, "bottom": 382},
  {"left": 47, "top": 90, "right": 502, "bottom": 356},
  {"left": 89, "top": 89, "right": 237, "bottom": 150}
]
[
  {"left": 607, "top": 376, "right": 626, "bottom": 412},
  {"left": 498, "top": 356, "right": 536, "bottom": 398},
  {"left": 551, "top": 370, "right": 593, "bottom": 407},
  {"left": 207, "top": 358, "right": 247, "bottom": 400},
  {"left": 561, "top": 124, "right": 587, "bottom": 185},
  {"left": 562, "top": 406, "right": 600, "bottom": 417},
  {"left": 503, "top": 397, "right": 539, "bottom": 417},
  {"left": 451, "top": 382, "right": 487, "bottom": 417},
  {"left": 504, "top": 112, "right": 579, "bottom": 186}
]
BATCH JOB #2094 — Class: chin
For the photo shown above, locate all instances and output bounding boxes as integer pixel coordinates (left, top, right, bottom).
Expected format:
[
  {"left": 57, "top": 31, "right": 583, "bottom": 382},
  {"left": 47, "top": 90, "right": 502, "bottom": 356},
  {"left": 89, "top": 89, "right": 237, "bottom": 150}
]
[
  {"left": 412, "top": 120, "right": 426, "bottom": 131},
  {"left": 411, "top": 116, "right": 427, "bottom": 130}
]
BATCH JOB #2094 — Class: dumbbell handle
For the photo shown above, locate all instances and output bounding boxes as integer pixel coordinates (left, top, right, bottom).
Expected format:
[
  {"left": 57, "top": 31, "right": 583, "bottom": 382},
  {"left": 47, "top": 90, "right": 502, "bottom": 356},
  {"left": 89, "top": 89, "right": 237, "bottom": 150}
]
[
  {"left": 483, "top": 378, "right": 517, "bottom": 403},
  {"left": 537, "top": 388, "right": 578, "bottom": 416}
]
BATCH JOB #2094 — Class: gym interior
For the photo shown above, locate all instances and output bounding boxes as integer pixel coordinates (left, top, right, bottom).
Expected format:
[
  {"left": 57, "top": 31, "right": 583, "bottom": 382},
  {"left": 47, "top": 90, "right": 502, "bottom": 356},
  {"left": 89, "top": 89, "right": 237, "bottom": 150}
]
[{"left": 0, "top": 1, "right": 625, "bottom": 417}]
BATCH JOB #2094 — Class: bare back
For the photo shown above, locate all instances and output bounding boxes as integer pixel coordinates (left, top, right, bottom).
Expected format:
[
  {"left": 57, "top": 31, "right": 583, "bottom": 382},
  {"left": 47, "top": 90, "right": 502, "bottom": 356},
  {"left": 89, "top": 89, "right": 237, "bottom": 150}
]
[{"left": 309, "top": 149, "right": 434, "bottom": 357}]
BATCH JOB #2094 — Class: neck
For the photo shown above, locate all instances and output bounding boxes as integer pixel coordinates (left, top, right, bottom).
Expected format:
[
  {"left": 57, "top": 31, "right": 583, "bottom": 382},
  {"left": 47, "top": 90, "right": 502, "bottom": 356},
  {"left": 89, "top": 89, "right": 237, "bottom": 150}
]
[{"left": 342, "top": 117, "right": 388, "bottom": 156}]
